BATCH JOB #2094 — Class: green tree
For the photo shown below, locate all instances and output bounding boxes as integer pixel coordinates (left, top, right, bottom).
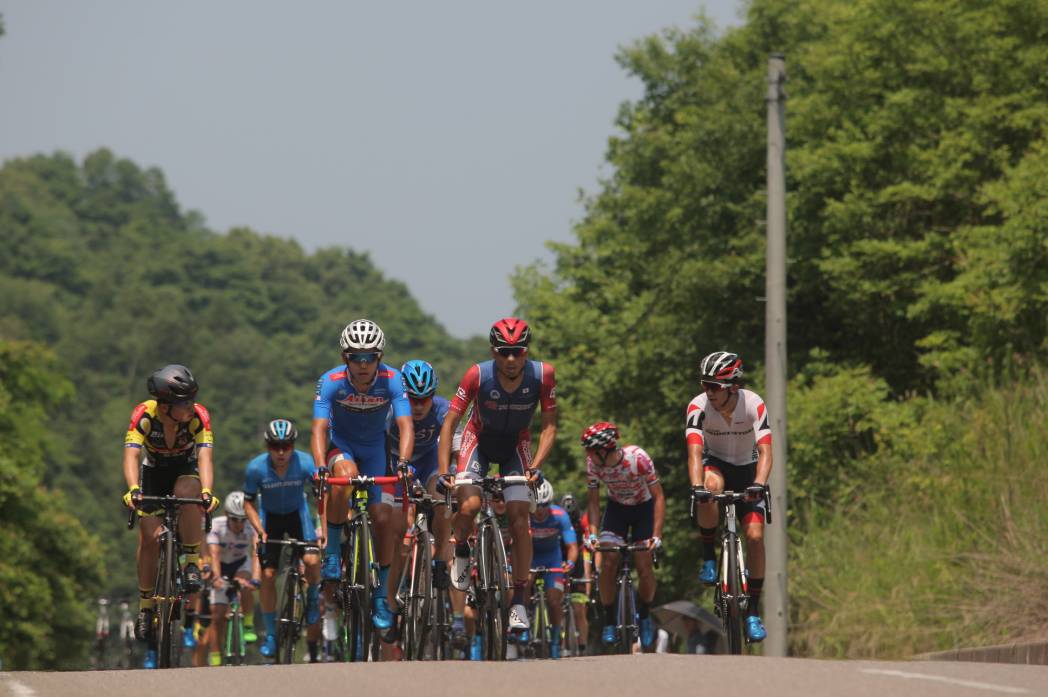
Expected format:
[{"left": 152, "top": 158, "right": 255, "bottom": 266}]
[{"left": 0, "top": 341, "right": 105, "bottom": 669}]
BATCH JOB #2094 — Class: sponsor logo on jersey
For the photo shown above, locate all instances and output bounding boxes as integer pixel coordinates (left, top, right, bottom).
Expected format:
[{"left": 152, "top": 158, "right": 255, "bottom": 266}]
[{"left": 490, "top": 390, "right": 501, "bottom": 399}]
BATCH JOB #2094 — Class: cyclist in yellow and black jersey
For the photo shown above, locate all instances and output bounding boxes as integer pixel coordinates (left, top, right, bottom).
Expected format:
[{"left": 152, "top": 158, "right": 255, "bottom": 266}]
[{"left": 121, "top": 364, "right": 219, "bottom": 668}]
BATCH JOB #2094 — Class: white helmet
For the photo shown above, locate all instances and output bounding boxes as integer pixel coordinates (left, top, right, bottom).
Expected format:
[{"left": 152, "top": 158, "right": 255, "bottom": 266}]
[
  {"left": 224, "top": 491, "right": 246, "bottom": 518},
  {"left": 535, "top": 479, "right": 554, "bottom": 506},
  {"left": 340, "top": 319, "right": 385, "bottom": 353}
]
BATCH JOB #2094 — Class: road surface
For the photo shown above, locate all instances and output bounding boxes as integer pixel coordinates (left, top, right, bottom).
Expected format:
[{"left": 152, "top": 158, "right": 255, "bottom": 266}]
[{"left": 3, "top": 655, "right": 1046, "bottom": 697}]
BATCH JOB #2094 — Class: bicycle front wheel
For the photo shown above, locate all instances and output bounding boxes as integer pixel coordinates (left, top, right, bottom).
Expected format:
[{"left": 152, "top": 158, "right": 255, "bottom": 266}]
[
  {"left": 480, "top": 524, "right": 508, "bottom": 660},
  {"left": 155, "top": 538, "right": 175, "bottom": 668},
  {"left": 404, "top": 532, "right": 433, "bottom": 660},
  {"left": 565, "top": 598, "right": 580, "bottom": 657},
  {"left": 617, "top": 578, "right": 637, "bottom": 655},
  {"left": 276, "top": 570, "right": 301, "bottom": 664},
  {"left": 724, "top": 535, "right": 744, "bottom": 655}
]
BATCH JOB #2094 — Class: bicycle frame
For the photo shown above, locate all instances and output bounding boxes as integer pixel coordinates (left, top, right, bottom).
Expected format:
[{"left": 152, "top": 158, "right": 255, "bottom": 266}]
[
  {"left": 219, "top": 577, "right": 246, "bottom": 665},
  {"left": 400, "top": 475, "right": 453, "bottom": 661},
  {"left": 265, "top": 537, "right": 319, "bottom": 664},
  {"left": 596, "top": 543, "right": 651, "bottom": 654},
  {"left": 528, "top": 565, "right": 569, "bottom": 659}
]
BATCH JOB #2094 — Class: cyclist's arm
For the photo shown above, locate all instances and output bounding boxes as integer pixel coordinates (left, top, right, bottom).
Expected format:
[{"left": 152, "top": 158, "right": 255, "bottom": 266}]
[
  {"left": 437, "top": 409, "right": 464, "bottom": 475},
  {"left": 122, "top": 446, "right": 141, "bottom": 491},
  {"left": 244, "top": 497, "right": 265, "bottom": 543},
  {"left": 564, "top": 541, "right": 579, "bottom": 568},
  {"left": 311, "top": 417, "right": 329, "bottom": 473},
  {"left": 394, "top": 414, "right": 415, "bottom": 464},
  {"left": 649, "top": 481, "right": 666, "bottom": 541},
  {"left": 753, "top": 441, "right": 772, "bottom": 487},
  {"left": 687, "top": 442, "right": 705, "bottom": 488},
  {"left": 197, "top": 445, "right": 214, "bottom": 494},
  {"left": 586, "top": 486, "right": 601, "bottom": 539},
  {"left": 529, "top": 408, "right": 557, "bottom": 472}
]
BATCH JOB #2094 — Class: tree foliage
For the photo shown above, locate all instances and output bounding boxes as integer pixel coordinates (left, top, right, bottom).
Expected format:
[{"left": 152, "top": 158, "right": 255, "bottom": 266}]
[
  {"left": 513, "top": 0, "right": 1048, "bottom": 651},
  {"left": 0, "top": 149, "right": 486, "bottom": 660}
]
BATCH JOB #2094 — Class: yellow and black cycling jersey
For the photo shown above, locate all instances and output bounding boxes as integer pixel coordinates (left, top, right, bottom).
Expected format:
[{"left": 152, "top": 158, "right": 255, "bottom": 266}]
[{"left": 124, "top": 399, "right": 214, "bottom": 465}]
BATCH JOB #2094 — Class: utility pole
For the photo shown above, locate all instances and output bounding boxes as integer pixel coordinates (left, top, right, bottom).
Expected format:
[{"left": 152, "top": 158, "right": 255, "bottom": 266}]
[{"left": 764, "top": 53, "right": 789, "bottom": 657}]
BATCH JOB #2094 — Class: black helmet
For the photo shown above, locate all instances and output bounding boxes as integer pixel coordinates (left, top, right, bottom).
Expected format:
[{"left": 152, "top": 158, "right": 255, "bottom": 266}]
[
  {"left": 147, "top": 364, "right": 198, "bottom": 404},
  {"left": 264, "top": 418, "right": 298, "bottom": 444}
]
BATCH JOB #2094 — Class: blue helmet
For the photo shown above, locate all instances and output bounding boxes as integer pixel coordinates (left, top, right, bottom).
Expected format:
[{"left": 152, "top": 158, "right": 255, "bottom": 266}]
[{"left": 401, "top": 360, "right": 438, "bottom": 398}]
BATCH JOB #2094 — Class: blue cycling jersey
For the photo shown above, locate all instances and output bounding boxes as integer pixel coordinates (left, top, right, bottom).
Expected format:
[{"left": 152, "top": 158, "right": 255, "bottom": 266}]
[
  {"left": 313, "top": 363, "right": 411, "bottom": 449},
  {"left": 530, "top": 504, "right": 577, "bottom": 556},
  {"left": 388, "top": 395, "right": 450, "bottom": 462},
  {"left": 242, "top": 449, "right": 317, "bottom": 516}
]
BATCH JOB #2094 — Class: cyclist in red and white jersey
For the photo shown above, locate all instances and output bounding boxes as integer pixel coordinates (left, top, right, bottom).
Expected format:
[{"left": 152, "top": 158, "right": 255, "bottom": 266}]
[
  {"left": 685, "top": 351, "right": 772, "bottom": 643},
  {"left": 581, "top": 422, "right": 664, "bottom": 649}
]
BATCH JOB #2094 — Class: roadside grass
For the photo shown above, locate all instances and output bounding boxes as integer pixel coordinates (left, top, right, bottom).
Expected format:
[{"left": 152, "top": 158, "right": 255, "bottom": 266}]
[{"left": 789, "top": 368, "right": 1048, "bottom": 658}]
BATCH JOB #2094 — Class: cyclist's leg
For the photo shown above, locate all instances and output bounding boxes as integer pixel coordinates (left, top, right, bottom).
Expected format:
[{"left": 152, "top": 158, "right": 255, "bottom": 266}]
[
  {"left": 231, "top": 554, "right": 257, "bottom": 642},
  {"left": 259, "top": 512, "right": 294, "bottom": 656},
  {"left": 173, "top": 471, "right": 203, "bottom": 575},
  {"left": 732, "top": 461, "right": 766, "bottom": 640},
  {"left": 598, "top": 501, "right": 629, "bottom": 644},
  {"left": 450, "top": 428, "right": 484, "bottom": 590},
  {"left": 209, "top": 587, "right": 228, "bottom": 666},
  {"left": 323, "top": 447, "right": 360, "bottom": 579},
  {"left": 503, "top": 436, "right": 533, "bottom": 621},
  {"left": 542, "top": 556, "right": 566, "bottom": 657},
  {"left": 294, "top": 504, "right": 323, "bottom": 630},
  {"left": 135, "top": 461, "right": 171, "bottom": 646},
  {"left": 628, "top": 499, "right": 657, "bottom": 648},
  {"left": 697, "top": 460, "right": 725, "bottom": 582},
  {"left": 354, "top": 441, "right": 400, "bottom": 629}
]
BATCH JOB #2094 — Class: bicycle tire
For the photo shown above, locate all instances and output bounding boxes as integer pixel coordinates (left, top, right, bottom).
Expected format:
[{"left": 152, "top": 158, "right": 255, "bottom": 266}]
[
  {"left": 565, "top": 597, "right": 580, "bottom": 657},
  {"left": 430, "top": 585, "right": 452, "bottom": 660},
  {"left": 533, "top": 593, "right": 549, "bottom": 659},
  {"left": 276, "top": 568, "right": 300, "bottom": 664},
  {"left": 155, "top": 536, "right": 174, "bottom": 668},
  {"left": 347, "top": 516, "right": 374, "bottom": 662},
  {"left": 618, "top": 577, "right": 636, "bottom": 655},
  {"left": 476, "top": 523, "right": 503, "bottom": 660},
  {"left": 404, "top": 531, "right": 433, "bottom": 660},
  {"left": 227, "top": 604, "right": 244, "bottom": 666},
  {"left": 491, "top": 523, "right": 511, "bottom": 660},
  {"left": 724, "top": 534, "right": 744, "bottom": 655}
]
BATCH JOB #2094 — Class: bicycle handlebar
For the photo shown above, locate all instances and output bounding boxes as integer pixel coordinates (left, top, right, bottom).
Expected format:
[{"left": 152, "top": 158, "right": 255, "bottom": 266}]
[
  {"left": 530, "top": 565, "right": 572, "bottom": 574},
  {"left": 689, "top": 485, "right": 773, "bottom": 525},
  {"left": 127, "top": 494, "right": 212, "bottom": 531},
  {"left": 324, "top": 475, "right": 400, "bottom": 486},
  {"left": 256, "top": 537, "right": 320, "bottom": 557}
]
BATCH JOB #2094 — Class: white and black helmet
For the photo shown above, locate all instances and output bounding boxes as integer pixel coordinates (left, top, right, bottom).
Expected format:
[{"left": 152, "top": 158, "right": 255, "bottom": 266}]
[
  {"left": 224, "top": 491, "right": 246, "bottom": 518},
  {"left": 340, "top": 319, "right": 386, "bottom": 353},
  {"left": 535, "top": 479, "right": 555, "bottom": 506},
  {"left": 700, "top": 351, "right": 744, "bottom": 385},
  {"left": 265, "top": 418, "right": 298, "bottom": 444}
]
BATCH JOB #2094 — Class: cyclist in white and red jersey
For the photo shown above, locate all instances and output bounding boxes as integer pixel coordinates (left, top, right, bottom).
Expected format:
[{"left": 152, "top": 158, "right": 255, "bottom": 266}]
[
  {"left": 581, "top": 421, "right": 664, "bottom": 649},
  {"left": 437, "top": 317, "right": 557, "bottom": 634},
  {"left": 685, "top": 351, "right": 772, "bottom": 643}
]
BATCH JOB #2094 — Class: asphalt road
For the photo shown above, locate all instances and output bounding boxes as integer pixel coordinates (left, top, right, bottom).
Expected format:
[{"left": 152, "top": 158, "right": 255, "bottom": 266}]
[{"left": 3, "top": 655, "right": 1046, "bottom": 697}]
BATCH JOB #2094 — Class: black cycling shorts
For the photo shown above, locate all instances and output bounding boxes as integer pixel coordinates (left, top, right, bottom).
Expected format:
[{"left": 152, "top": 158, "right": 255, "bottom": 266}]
[
  {"left": 702, "top": 456, "right": 767, "bottom": 525},
  {"left": 600, "top": 498, "right": 655, "bottom": 544},
  {"left": 139, "top": 459, "right": 198, "bottom": 514},
  {"left": 261, "top": 511, "right": 305, "bottom": 570}
]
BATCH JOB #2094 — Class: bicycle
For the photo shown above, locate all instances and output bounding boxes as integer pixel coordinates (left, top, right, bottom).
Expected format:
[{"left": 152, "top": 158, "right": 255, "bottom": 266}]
[
  {"left": 689, "top": 485, "right": 771, "bottom": 655},
  {"left": 455, "top": 474, "right": 529, "bottom": 661},
  {"left": 526, "top": 565, "right": 569, "bottom": 659},
  {"left": 263, "top": 536, "right": 319, "bottom": 664},
  {"left": 127, "top": 494, "right": 211, "bottom": 669},
  {"left": 117, "top": 600, "right": 136, "bottom": 669},
  {"left": 92, "top": 597, "right": 110, "bottom": 669},
  {"left": 595, "top": 541, "right": 659, "bottom": 655},
  {"left": 398, "top": 473, "right": 452, "bottom": 660},
  {"left": 215, "top": 576, "right": 248, "bottom": 665},
  {"left": 563, "top": 573, "right": 593, "bottom": 657},
  {"left": 320, "top": 472, "right": 399, "bottom": 662}
]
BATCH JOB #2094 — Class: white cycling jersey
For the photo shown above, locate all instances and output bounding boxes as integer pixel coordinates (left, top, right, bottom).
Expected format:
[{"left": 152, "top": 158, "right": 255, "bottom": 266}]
[
  {"left": 685, "top": 388, "right": 772, "bottom": 465},
  {"left": 206, "top": 515, "right": 257, "bottom": 565}
]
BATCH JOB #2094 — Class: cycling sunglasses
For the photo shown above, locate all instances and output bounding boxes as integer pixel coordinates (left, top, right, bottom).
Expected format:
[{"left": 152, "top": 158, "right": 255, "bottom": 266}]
[
  {"left": 408, "top": 395, "right": 433, "bottom": 404},
  {"left": 267, "top": 441, "right": 294, "bottom": 451},
  {"left": 702, "top": 381, "right": 729, "bottom": 392},
  {"left": 344, "top": 351, "right": 381, "bottom": 364},
  {"left": 493, "top": 346, "right": 527, "bottom": 357}
]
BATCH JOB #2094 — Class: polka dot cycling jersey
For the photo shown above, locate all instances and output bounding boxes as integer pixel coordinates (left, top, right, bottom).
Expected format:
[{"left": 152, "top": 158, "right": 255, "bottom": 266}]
[
  {"left": 684, "top": 388, "right": 772, "bottom": 465},
  {"left": 586, "top": 445, "right": 659, "bottom": 506}
]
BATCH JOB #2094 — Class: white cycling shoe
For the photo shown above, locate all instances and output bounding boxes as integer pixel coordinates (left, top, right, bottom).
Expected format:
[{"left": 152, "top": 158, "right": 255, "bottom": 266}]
[
  {"left": 509, "top": 604, "right": 529, "bottom": 631},
  {"left": 451, "top": 554, "right": 471, "bottom": 592}
]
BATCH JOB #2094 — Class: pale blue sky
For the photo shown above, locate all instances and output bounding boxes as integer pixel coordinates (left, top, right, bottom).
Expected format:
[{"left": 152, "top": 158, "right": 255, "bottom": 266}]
[{"left": 0, "top": 1, "right": 742, "bottom": 337}]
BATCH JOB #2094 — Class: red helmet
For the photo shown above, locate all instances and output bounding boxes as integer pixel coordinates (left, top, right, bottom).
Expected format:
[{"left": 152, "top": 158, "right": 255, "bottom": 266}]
[
  {"left": 489, "top": 317, "right": 531, "bottom": 347},
  {"left": 580, "top": 421, "right": 619, "bottom": 450}
]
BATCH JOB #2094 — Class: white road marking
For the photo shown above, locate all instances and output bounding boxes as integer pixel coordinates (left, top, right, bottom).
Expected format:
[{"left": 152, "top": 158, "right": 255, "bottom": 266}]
[
  {"left": 862, "top": 669, "right": 1032, "bottom": 694},
  {"left": 0, "top": 676, "right": 37, "bottom": 697}
]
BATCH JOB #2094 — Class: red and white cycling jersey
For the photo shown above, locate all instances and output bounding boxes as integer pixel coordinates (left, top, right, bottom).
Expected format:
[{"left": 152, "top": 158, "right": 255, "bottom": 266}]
[
  {"left": 586, "top": 444, "right": 659, "bottom": 506},
  {"left": 685, "top": 389, "right": 772, "bottom": 465}
]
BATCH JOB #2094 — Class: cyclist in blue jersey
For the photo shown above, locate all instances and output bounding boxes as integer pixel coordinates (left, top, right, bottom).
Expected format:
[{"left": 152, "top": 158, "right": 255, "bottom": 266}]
[
  {"left": 312, "top": 319, "right": 414, "bottom": 632},
  {"left": 387, "top": 360, "right": 453, "bottom": 593},
  {"left": 530, "top": 480, "right": 578, "bottom": 659},
  {"left": 242, "top": 419, "right": 322, "bottom": 660}
]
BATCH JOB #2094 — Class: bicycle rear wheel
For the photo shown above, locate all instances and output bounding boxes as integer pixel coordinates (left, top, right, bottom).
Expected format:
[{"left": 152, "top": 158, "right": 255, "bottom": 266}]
[
  {"left": 276, "top": 569, "right": 301, "bottom": 664},
  {"left": 724, "top": 535, "right": 744, "bottom": 655},
  {"left": 532, "top": 596, "right": 550, "bottom": 659},
  {"left": 565, "top": 597, "right": 580, "bottom": 657},
  {"left": 430, "top": 585, "right": 452, "bottom": 660}
]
